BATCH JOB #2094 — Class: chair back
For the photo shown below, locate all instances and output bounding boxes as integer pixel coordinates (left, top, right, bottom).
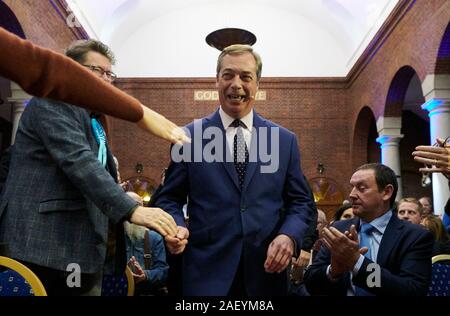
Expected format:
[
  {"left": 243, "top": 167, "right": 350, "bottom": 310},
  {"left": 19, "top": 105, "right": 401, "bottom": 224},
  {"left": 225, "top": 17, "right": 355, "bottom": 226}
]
[
  {"left": 428, "top": 254, "right": 450, "bottom": 296},
  {"left": 0, "top": 256, "right": 47, "bottom": 296},
  {"left": 101, "top": 266, "right": 134, "bottom": 296}
]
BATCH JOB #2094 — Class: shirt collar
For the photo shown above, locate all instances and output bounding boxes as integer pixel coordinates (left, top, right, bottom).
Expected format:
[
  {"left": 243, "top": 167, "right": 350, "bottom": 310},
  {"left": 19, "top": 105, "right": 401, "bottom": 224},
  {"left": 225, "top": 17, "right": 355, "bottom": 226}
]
[
  {"left": 360, "top": 210, "right": 392, "bottom": 235},
  {"left": 219, "top": 107, "right": 253, "bottom": 131}
]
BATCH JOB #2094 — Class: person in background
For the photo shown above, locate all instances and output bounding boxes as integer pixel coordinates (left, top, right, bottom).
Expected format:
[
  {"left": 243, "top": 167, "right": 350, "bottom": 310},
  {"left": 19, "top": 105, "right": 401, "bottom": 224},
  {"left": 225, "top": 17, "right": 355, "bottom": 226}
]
[
  {"left": 419, "top": 197, "right": 433, "bottom": 217},
  {"left": 305, "top": 163, "right": 433, "bottom": 296},
  {"left": 333, "top": 203, "right": 354, "bottom": 223},
  {"left": 397, "top": 197, "right": 423, "bottom": 225},
  {"left": 125, "top": 192, "right": 169, "bottom": 295},
  {"left": 421, "top": 215, "right": 450, "bottom": 256}
]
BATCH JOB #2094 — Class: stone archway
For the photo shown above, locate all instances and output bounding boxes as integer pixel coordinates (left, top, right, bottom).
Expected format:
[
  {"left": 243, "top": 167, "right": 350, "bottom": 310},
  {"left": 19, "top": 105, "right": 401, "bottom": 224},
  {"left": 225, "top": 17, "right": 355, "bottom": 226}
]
[
  {"left": 435, "top": 22, "right": 450, "bottom": 75},
  {"left": 377, "top": 65, "right": 426, "bottom": 201},
  {"left": 351, "top": 106, "right": 378, "bottom": 171},
  {"left": 0, "top": 1, "right": 26, "bottom": 39}
]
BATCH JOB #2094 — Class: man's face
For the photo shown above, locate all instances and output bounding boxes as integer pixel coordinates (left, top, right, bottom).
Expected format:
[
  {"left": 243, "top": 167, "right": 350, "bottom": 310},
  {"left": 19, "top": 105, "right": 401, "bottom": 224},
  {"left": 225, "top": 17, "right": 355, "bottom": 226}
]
[
  {"left": 216, "top": 52, "right": 259, "bottom": 119},
  {"left": 349, "top": 169, "right": 391, "bottom": 222},
  {"left": 316, "top": 210, "right": 327, "bottom": 239},
  {"left": 419, "top": 197, "right": 432, "bottom": 216},
  {"left": 397, "top": 202, "right": 422, "bottom": 224},
  {"left": 83, "top": 51, "right": 113, "bottom": 84},
  {"left": 340, "top": 208, "right": 355, "bottom": 220}
]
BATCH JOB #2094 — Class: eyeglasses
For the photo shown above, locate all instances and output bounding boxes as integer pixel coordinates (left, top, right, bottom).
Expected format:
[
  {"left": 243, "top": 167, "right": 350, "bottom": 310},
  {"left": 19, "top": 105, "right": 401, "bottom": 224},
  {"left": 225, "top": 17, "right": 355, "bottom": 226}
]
[{"left": 83, "top": 64, "right": 117, "bottom": 82}]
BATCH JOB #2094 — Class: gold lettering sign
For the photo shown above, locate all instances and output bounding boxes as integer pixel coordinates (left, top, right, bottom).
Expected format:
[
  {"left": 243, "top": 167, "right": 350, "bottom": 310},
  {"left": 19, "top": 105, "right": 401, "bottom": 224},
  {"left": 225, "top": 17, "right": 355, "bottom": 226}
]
[{"left": 194, "top": 91, "right": 266, "bottom": 101}]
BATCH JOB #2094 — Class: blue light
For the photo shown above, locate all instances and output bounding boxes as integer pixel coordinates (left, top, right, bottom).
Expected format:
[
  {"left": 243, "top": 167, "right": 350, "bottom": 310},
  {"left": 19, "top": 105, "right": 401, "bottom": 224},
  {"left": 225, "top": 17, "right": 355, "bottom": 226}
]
[
  {"left": 422, "top": 98, "right": 444, "bottom": 116},
  {"left": 376, "top": 136, "right": 390, "bottom": 145}
]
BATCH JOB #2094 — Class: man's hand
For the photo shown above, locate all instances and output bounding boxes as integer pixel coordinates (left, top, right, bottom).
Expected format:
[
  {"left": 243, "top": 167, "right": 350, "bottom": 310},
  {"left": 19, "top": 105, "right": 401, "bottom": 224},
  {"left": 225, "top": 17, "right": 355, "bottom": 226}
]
[
  {"left": 413, "top": 137, "right": 450, "bottom": 176},
  {"left": 292, "top": 250, "right": 311, "bottom": 268},
  {"left": 128, "top": 256, "right": 146, "bottom": 284},
  {"left": 322, "top": 225, "right": 368, "bottom": 276},
  {"left": 130, "top": 206, "right": 177, "bottom": 237},
  {"left": 165, "top": 226, "right": 189, "bottom": 254},
  {"left": 137, "top": 105, "right": 191, "bottom": 145},
  {"left": 264, "top": 234, "right": 294, "bottom": 273}
]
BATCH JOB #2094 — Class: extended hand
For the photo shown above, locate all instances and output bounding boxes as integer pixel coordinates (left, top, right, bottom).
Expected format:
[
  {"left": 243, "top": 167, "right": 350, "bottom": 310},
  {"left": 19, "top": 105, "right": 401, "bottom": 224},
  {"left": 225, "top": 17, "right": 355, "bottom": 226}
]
[
  {"left": 130, "top": 206, "right": 177, "bottom": 237},
  {"left": 413, "top": 137, "right": 450, "bottom": 176},
  {"left": 165, "top": 226, "right": 189, "bottom": 254},
  {"left": 264, "top": 234, "right": 294, "bottom": 273},
  {"left": 137, "top": 105, "right": 191, "bottom": 145}
]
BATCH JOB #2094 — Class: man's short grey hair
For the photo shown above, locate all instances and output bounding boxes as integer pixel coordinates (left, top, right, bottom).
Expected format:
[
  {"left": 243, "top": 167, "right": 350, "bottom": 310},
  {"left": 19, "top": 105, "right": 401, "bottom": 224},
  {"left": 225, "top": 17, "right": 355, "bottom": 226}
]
[
  {"left": 65, "top": 39, "right": 116, "bottom": 65},
  {"left": 216, "top": 44, "right": 262, "bottom": 81}
]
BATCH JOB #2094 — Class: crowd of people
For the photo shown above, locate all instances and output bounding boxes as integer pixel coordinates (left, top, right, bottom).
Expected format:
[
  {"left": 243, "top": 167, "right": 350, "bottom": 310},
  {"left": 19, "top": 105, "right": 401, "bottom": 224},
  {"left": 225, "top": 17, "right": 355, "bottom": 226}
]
[{"left": 0, "top": 26, "right": 448, "bottom": 296}]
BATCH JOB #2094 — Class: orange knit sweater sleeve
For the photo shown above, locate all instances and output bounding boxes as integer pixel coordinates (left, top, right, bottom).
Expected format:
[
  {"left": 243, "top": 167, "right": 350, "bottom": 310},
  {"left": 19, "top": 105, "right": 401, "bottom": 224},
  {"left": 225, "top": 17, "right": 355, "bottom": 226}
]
[{"left": 0, "top": 27, "right": 143, "bottom": 122}]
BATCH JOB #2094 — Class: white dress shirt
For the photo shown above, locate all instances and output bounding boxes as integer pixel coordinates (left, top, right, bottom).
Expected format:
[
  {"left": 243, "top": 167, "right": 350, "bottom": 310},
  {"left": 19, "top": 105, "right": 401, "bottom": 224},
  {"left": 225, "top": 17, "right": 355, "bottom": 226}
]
[{"left": 219, "top": 107, "right": 253, "bottom": 158}]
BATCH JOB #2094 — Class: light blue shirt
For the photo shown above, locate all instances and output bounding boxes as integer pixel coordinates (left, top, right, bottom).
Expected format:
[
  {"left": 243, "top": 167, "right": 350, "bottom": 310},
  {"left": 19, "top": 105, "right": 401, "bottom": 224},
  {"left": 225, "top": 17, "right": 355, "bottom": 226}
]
[
  {"left": 326, "top": 210, "right": 393, "bottom": 295},
  {"left": 354, "top": 210, "right": 392, "bottom": 270}
]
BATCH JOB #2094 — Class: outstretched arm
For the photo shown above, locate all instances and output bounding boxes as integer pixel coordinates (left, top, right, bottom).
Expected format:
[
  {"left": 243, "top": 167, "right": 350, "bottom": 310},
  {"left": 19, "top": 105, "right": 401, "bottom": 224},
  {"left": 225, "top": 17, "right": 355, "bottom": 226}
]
[{"left": 0, "top": 27, "right": 189, "bottom": 145}]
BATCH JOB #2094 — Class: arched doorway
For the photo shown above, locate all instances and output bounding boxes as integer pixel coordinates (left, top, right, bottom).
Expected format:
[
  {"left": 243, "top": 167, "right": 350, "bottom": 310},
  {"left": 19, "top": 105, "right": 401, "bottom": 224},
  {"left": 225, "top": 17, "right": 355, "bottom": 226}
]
[
  {"left": 435, "top": 22, "right": 450, "bottom": 74},
  {"left": 0, "top": 1, "right": 26, "bottom": 39},
  {"left": 381, "top": 65, "right": 431, "bottom": 200},
  {"left": 400, "top": 72, "right": 431, "bottom": 199},
  {"left": 352, "top": 106, "right": 378, "bottom": 171}
]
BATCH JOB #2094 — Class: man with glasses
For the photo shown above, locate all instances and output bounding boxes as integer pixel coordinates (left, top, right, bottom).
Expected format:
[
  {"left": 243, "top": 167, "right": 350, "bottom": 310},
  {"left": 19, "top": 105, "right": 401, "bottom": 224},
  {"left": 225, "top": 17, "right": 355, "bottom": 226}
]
[{"left": 0, "top": 40, "right": 178, "bottom": 295}]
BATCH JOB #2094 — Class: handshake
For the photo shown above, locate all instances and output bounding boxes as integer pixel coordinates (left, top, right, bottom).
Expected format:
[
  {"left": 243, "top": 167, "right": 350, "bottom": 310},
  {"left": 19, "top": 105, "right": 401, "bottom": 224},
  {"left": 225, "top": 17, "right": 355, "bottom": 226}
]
[{"left": 130, "top": 205, "right": 189, "bottom": 255}]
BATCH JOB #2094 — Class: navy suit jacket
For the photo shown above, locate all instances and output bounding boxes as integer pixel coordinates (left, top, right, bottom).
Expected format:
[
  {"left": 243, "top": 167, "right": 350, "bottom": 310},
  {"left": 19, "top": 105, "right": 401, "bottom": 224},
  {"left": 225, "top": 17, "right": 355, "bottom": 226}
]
[
  {"left": 155, "top": 110, "right": 315, "bottom": 296},
  {"left": 304, "top": 214, "right": 434, "bottom": 296}
]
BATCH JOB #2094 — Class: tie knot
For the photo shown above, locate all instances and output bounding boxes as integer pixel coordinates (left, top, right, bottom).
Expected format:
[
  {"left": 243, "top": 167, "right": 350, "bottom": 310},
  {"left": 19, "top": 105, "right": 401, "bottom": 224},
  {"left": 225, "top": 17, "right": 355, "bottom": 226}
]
[
  {"left": 231, "top": 119, "right": 246, "bottom": 129},
  {"left": 361, "top": 223, "right": 375, "bottom": 234}
]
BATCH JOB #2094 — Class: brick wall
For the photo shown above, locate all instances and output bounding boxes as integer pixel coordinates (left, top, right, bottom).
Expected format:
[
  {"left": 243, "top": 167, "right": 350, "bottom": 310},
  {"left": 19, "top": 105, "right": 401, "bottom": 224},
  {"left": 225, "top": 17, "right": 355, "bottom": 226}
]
[
  {"left": 110, "top": 79, "right": 352, "bottom": 192},
  {"left": 112, "top": 0, "right": 450, "bottom": 202},
  {"left": 3, "top": 0, "right": 79, "bottom": 51},
  {"left": 5, "top": 0, "right": 449, "bottom": 203}
]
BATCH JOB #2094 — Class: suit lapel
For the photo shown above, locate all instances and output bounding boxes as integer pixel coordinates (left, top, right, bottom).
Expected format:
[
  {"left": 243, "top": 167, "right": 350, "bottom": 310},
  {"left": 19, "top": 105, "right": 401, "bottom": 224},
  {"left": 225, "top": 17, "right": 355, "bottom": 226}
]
[
  {"left": 377, "top": 214, "right": 403, "bottom": 265},
  {"left": 206, "top": 110, "right": 241, "bottom": 191}
]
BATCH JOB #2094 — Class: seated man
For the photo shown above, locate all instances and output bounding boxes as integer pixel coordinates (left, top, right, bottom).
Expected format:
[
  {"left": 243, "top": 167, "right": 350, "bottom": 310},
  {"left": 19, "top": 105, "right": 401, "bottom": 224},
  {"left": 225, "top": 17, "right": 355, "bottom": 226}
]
[
  {"left": 304, "top": 163, "right": 434, "bottom": 296},
  {"left": 397, "top": 197, "right": 423, "bottom": 225},
  {"left": 125, "top": 192, "right": 169, "bottom": 295}
]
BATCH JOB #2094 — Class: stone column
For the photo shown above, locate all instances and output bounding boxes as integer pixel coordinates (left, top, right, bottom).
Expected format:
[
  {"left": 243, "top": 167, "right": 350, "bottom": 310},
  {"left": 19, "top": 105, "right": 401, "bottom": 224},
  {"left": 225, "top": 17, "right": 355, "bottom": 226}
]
[
  {"left": 8, "top": 82, "right": 31, "bottom": 144},
  {"left": 421, "top": 74, "right": 450, "bottom": 215},
  {"left": 376, "top": 117, "right": 404, "bottom": 201}
]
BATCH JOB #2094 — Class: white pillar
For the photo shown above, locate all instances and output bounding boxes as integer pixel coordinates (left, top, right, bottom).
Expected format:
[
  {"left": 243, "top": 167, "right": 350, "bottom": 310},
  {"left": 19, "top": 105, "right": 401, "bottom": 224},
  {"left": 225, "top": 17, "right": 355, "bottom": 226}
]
[
  {"left": 7, "top": 82, "right": 31, "bottom": 144},
  {"left": 421, "top": 74, "right": 450, "bottom": 215},
  {"left": 376, "top": 117, "right": 404, "bottom": 201}
]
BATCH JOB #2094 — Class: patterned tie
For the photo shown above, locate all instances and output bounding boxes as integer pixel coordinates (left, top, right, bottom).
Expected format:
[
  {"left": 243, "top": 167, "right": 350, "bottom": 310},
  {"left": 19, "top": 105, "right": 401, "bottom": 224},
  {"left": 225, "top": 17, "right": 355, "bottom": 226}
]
[
  {"left": 231, "top": 119, "right": 249, "bottom": 188},
  {"left": 355, "top": 223, "right": 375, "bottom": 296}
]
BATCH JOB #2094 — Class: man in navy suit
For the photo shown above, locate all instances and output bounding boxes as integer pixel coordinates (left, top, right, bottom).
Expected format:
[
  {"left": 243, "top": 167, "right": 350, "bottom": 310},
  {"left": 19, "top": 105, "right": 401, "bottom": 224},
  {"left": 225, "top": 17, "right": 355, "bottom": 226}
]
[
  {"left": 304, "top": 163, "right": 434, "bottom": 296},
  {"left": 155, "top": 44, "right": 315, "bottom": 296}
]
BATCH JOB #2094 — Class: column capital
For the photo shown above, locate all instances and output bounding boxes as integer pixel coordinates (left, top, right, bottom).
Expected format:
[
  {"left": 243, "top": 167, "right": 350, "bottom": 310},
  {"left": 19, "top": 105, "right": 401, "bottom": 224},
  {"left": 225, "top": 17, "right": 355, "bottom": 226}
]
[
  {"left": 376, "top": 116, "right": 403, "bottom": 147},
  {"left": 421, "top": 98, "right": 450, "bottom": 116},
  {"left": 8, "top": 82, "right": 31, "bottom": 104},
  {"left": 422, "top": 74, "right": 450, "bottom": 101},
  {"left": 376, "top": 134, "right": 404, "bottom": 147}
]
